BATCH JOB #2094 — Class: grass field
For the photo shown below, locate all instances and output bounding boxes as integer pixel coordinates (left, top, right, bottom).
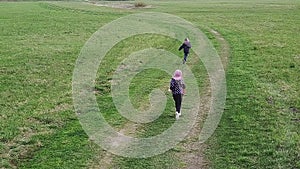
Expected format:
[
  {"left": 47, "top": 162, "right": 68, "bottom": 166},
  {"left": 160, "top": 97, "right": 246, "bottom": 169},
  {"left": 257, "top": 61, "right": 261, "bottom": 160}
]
[{"left": 1, "top": 0, "right": 299, "bottom": 168}]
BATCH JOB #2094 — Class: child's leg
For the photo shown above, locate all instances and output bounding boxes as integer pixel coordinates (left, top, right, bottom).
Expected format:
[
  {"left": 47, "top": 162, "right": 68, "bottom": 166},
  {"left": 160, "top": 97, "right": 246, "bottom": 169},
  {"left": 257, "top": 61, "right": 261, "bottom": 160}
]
[
  {"left": 173, "top": 94, "right": 182, "bottom": 113},
  {"left": 184, "top": 53, "right": 188, "bottom": 62}
]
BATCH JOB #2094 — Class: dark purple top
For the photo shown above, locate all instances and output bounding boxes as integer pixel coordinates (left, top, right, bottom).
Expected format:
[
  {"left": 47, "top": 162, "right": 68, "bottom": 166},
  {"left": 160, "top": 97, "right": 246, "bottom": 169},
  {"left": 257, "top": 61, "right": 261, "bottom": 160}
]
[
  {"left": 170, "top": 78, "right": 186, "bottom": 95},
  {"left": 179, "top": 41, "right": 191, "bottom": 54}
]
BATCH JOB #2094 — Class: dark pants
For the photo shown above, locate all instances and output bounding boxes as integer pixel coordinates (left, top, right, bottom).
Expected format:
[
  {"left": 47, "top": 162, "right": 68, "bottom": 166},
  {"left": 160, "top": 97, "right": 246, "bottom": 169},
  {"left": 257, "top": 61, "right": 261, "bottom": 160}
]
[
  {"left": 183, "top": 53, "right": 189, "bottom": 61},
  {"left": 173, "top": 94, "right": 182, "bottom": 113}
]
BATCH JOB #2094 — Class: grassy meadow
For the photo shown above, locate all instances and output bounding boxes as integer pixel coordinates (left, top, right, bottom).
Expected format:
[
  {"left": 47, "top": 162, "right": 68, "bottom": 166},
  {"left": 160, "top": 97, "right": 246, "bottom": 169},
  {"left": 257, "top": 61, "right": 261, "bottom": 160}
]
[{"left": 1, "top": 0, "right": 299, "bottom": 168}]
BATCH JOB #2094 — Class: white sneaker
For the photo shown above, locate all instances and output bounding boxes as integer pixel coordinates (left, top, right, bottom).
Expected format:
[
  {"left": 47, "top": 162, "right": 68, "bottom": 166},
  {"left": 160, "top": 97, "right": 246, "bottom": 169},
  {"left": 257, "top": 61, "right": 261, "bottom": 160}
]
[
  {"left": 178, "top": 112, "right": 181, "bottom": 117},
  {"left": 175, "top": 111, "right": 179, "bottom": 120}
]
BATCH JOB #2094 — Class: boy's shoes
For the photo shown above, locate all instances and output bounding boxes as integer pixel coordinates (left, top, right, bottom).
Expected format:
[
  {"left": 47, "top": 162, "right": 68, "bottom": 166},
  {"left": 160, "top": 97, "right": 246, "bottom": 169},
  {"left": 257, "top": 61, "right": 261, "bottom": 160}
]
[{"left": 182, "top": 60, "right": 186, "bottom": 64}]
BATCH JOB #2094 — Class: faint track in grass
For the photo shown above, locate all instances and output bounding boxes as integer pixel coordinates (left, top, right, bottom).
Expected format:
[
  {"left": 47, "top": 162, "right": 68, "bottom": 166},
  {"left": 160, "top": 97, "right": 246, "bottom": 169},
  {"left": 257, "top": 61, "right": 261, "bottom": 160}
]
[
  {"left": 87, "top": 121, "right": 139, "bottom": 169},
  {"left": 177, "top": 29, "right": 230, "bottom": 169},
  {"left": 86, "top": 29, "right": 229, "bottom": 168}
]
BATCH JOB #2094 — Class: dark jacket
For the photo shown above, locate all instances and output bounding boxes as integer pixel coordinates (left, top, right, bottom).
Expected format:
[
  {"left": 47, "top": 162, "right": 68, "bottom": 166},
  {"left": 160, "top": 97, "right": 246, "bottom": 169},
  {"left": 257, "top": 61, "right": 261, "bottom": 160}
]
[
  {"left": 179, "top": 41, "right": 191, "bottom": 54},
  {"left": 170, "top": 78, "right": 186, "bottom": 95}
]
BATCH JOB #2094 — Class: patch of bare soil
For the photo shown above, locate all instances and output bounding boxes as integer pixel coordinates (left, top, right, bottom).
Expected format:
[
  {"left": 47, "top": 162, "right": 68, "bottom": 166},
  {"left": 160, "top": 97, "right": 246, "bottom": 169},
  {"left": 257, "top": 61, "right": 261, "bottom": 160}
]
[{"left": 87, "top": 1, "right": 152, "bottom": 9}]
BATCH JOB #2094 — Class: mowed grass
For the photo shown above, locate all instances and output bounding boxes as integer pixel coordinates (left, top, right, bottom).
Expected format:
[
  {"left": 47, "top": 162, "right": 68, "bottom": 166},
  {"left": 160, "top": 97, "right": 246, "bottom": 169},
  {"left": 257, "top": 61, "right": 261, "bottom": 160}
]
[{"left": 1, "top": 0, "right": 299, "bottom": 169}]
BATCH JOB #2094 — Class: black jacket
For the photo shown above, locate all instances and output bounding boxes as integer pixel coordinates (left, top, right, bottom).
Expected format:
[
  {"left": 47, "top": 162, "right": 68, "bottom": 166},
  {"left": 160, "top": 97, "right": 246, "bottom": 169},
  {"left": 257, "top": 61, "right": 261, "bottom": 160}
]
[{"left": 179, "top": 42, "right": 191, "bottom": 54}]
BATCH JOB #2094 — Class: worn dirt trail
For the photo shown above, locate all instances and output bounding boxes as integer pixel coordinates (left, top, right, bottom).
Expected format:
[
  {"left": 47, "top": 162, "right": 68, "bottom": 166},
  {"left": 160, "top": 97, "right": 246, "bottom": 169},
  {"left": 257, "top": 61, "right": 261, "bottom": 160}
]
[
  {"left": 87, "top": 29, "right": 230, "bottom": 169},
  {"left": 172, "top": 29, "right": 230, "bottom": 169}
]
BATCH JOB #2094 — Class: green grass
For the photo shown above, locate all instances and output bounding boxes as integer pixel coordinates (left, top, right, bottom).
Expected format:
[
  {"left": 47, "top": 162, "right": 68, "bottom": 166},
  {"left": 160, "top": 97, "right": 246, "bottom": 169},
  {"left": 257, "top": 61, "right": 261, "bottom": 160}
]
[
  {"left": 93, "top": 33, "right": 207, "bottom": 167},
  {"left": 0, "top": 2, "right": 126, "bottom": 168},
  {"left": 1, "top": 0, "right": 299, "bottom": 169}
]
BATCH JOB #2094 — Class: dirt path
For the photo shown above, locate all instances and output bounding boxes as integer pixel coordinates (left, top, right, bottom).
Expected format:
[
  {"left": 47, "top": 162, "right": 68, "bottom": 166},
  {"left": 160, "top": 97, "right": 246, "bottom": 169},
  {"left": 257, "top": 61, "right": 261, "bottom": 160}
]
[
  {"left": 177, "top": 29, "right": 230, "bottom": 169},
  {"left": 87, "top": 29, "right": 230, "bottom": 169},
  {"left": 210, "top": 29, "right": 230, "bottom": 70}
]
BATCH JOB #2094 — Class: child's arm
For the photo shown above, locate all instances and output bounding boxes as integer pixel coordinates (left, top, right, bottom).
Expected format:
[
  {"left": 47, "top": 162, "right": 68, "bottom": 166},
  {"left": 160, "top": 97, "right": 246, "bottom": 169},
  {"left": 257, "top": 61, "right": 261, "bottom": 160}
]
[
  {"left": 182, "top": 81, "right": 186, "bottom": 95},
  {"left": 169, "top": 79, "right": 175, "bottom": 92},
  {"left": 178, "top": 43, "right": 184, "bottom": 51}
]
